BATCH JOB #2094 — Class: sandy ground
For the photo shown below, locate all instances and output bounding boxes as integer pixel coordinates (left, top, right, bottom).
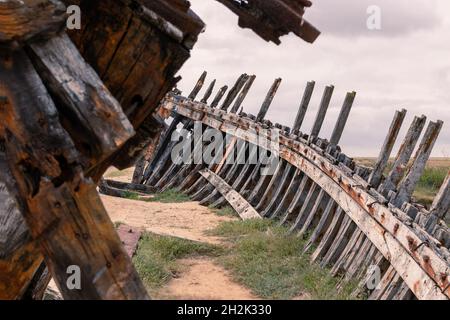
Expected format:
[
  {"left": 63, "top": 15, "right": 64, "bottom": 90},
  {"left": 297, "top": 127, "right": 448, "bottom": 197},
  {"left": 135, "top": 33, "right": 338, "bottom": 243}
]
[
  {"left": 45, "top": 167, "right": 259, "bottom": 300},
  {"left": 103, "top": 195, "right": 234, "bottom": 245},
  {"left": 103, "top": 194, "right": 259, "bottom": 300},
  {"left": 155, "top": 258, "right": 258, "bottom": 300}
]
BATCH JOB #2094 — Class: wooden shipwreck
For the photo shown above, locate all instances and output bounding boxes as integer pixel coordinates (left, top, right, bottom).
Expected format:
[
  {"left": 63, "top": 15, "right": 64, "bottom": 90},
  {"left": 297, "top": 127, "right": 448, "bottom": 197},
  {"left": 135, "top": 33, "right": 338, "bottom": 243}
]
[
  {"left": 0, "top": 0, "right": 322, "bottom": 300},
  {"left": 125, "top": 72, "right": 450, "bottom": 300}
]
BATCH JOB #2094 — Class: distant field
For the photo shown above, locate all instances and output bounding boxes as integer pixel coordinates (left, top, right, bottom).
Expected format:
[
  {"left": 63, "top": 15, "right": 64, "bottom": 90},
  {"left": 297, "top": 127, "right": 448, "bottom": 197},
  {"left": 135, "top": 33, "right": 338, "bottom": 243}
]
[{"left": 355, "top": 157, "right": 450, "bottom": 169}]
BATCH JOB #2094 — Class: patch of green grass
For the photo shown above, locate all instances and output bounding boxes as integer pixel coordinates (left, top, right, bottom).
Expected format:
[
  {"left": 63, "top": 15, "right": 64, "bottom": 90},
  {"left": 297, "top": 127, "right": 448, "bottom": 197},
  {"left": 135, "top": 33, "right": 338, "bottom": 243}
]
[
  {"left": 210, "top": 206, "right": 239, "bottom": 217},
  {"left": 209, "top": 219, "right": 275, "bottom": 240},
  {"left": 146, "top": 189, "right": 191, "bottom": 203},
  {"left": 417, "top": 167, "right": 447, "bottom": 191},
  {"left": 210, "top": 220, "right": 359, "bottom": 300},
  {"left": 414, "top": 167, "right": 447, "bottom": 208},
  {"left": 133, "top": 233, "right": 223, "bottom": 292},
  {"left": 123, "top": 191, "right": 140, "bottom": 200}
]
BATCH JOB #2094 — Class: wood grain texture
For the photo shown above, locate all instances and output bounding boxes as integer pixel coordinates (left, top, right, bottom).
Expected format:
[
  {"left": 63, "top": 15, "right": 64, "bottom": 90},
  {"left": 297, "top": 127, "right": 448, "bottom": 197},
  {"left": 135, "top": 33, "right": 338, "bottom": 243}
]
[
  {"left": 0, "top": 0, "right": 66, "bottom": 48},
  {"left": 62, "top": 0, "right": 204, "bottom": 178},
  {"left": 0, "top": 50, "right": 149, "bottom": 300},
  {"left": 0, "top": 147, "right": 46, "bottom": 300},
  {"left": 27, "top": 33, "right": 135, "bottom": 170}
]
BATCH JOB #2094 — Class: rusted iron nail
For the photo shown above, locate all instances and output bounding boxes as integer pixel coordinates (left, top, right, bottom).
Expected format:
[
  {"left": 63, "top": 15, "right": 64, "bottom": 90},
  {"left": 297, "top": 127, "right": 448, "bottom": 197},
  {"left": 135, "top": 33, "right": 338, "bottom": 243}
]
[
  {"left": 414, "top": 241, "right": 428, "bottom": 251},
  {"left": 366, "top": 199, "right": 379, "bottom": 207}
]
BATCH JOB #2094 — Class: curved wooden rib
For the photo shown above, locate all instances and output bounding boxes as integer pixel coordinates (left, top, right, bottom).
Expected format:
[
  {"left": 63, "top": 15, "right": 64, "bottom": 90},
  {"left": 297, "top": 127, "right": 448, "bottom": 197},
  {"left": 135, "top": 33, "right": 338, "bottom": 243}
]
[{"left": 156, "top": 94, "right": 450, "bottom": 300}]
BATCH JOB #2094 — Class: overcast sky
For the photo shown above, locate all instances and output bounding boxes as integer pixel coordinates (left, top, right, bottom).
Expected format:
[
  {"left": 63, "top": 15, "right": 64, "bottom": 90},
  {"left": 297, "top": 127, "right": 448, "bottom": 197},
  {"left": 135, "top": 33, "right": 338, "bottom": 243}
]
[{"left": 176, "top": 0, "right": 450, "bottom": 158}]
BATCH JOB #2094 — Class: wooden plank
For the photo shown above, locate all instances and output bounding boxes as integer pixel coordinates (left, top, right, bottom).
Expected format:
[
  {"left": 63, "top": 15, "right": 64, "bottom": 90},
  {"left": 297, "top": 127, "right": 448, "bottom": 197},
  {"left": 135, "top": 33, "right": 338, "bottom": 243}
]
[
  {"left": 199, "top": 169, "right": 261, "bottom": 220},
  {"left": 210, "top": 85, "right": 228, "bottom": 108},
  {"left": 0, "top": 147, "right": 46, "bottom": 300},
  {"left": 368, "top": 109, "right": 407, "bottom": 187},
  {"left": 292, "top": 81, "right": 315, "bottom": 134},
  {"left": 270, "top": 169, "right": 304, "bottom": 219},
  {"left": 27, "top": 33, "right": 135, "bottom": 169},
  {"left": 310, "top": 85, "right": 334, "bottom": 139},
  {"left": 261, "top": 164, "right": 297, "bottom": 217},
  {"left": 188, "top": 71, "right": 207, "bottom": 100},
  {"left": 215, "top": 0, "right": 320, "bottom": 44},
  {"left": 0, "top": 0, "right": 66, "bottom": 47},
  {"left": 169, "top": 98, "right": 449, "bottom": 299},
  {"left": 379, "top": 115, "right": 427, "bottom": 196},
  {"left": 394, "top": 121, "right": 444, "bottom": 207},
  {"left": 255, "top": 161, "right": 286, "bottom": 211},
  {"left": 201, "top": 80, "right": 216, "bottom": 104},
  {"left": 329, "top": 91, "right": 356, "bottom": 146},
  {"left": 256, "top": 78, "right": 282, "bottom": 122},
  {"left": 0, "top": 50, "right": 148, "bottom": 300},
  {"left": 230, "top": 75, "right": 256, "bottom": 114},
  {"left": 429, "top": 170, "right": 450, "bottom": 220},
  {"left": 221, "top": 74, "right": 249, "bottom": 111}
]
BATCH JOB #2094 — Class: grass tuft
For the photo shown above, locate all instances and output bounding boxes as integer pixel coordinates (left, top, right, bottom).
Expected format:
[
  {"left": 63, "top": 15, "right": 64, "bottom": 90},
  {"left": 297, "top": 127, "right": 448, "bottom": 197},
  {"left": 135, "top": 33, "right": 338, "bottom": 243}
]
[
  {"left": 133, "top": 233, "right": 223, "bottom": 292},
  {"left": 414, "top": 167, "right": 448, "bottom": 207},
  {"left": 210, "top": 206, "right": 239, "bottom": 217},
  {"left": 210, "top": 220, "right": 359, "bottom": 300},
  {"left": 123, "top": 191, "right": 140, "bottom": 200},
  {"left": 146, "top": 189, "right": 191, "bottom": 203}
]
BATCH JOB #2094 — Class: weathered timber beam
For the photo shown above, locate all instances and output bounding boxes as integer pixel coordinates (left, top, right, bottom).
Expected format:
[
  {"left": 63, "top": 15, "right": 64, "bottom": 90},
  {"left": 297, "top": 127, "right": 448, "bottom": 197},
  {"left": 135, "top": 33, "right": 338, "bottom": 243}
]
[
  {"left": 188, "top": 71, "right": 207, "bottom": 100},
  {"left": 26, "top": 33, "right": 135, "bottom": 169},
  {"left": 394, "top": 120, "right": 444, "bottom": 207},
  {"left": 103, "top": 179, "right": 157, "bottom": 194},
  {"left": 0, "top": 147, "right": 47, "bottom": 300},
  {"left": 379, "top": 115, "right": 427, "bottom": 196},
  {"left": 199, "top": 169, "right": 262, "bottom": 220},
  {"left": 166, "top": 97, "right": 450, "bottom": 299},
  {"left": 0, "top": 50, "right": 148, "bottom": 300},
  {"left": 292, "top": 81, "right": 315, "bottom": 134},
  {"left": 230, "top": 75, "right": 256, "bottom": 114},
  {"left": 60, "top": 0, "right": 204, "bottom": 180},
  {"left": 129, "top": 0, "right": 205, "bottom": 48},
  {"left": 215, "top": 0, "right": 320, "bottom": 44},
  {"left": 256, "top": 78, "right": 282, "bottom": 122},
  {"left": 211, "top": 85, "right": 229, "bottom": 108},
  {"left": 329, "top": 91, "right": 356, "bottom": 146},
  {"left": 201, "top": 80, "right": 216, "bottom": 104},
  {"left": 221, "top": 74, "right": 249, "bottom": 111},
  {"left": 310, "top": 85, "right": 334, "bottom": 139},
  {"left": 429, "top": 170, "right": 450, "bottom": 220},
  {"left": 368, "top": 109, "right": 407, "bottom": 188},
  {"left": 0, "top": 0, "right": 66, "bottom": 48}
]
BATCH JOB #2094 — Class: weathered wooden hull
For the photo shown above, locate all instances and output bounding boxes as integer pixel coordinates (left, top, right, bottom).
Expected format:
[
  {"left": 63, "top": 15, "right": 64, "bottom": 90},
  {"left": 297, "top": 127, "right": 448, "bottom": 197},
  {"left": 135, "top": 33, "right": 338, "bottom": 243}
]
[{"left": 135, "top": 74, "right": 450, "bottom": 300}]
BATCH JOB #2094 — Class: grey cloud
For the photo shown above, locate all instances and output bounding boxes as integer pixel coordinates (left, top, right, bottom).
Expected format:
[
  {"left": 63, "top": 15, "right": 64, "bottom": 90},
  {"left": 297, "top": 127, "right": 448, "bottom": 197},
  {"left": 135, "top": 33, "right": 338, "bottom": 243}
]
[
  {"left": 177, "top": 0, "right": 450, "bottom": 157},
  {"left": 307, "top": 0, "right": 442, "bottom": 37}
]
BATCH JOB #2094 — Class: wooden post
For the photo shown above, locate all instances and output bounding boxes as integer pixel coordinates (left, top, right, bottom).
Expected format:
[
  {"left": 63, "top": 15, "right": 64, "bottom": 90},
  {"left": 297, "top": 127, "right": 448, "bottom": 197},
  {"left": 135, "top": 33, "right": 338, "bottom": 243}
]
[
  {"left": 221, "top": 74, "right": 249, "bottom": 111},
  {"left": 0, "top": 0, "right": 66, "bottom": 47},
  {"left": 256, "top": 78, "right": 282, "bottom": 122},
  {"left": 368, "top": 109, "right": 407, "bottom": 188},
  {"left": 0, "top": 50, "right": 149, "bottom": 300},
  {"left": 201, "top": 80, "right": 216, "bottom": 104},
  {"left": 210, "top": 85, "right": 229, "bottom": 108},
  {"left": 230, "top": 75, "right": 256, "bottom": 114},
  {"left": 329, "top": 91, "right": 356, "bottom": 146},
  {"left": 310, "top": 85, "right": 334, "bottom": 139},
  {"left": 429, "top": 170, "right": 450, "bottom": 220},
  {"left": 0, "top": 145, "right": 48, "bottom": 300},
  {"left": 292, "top": 81, "right": 315, "bottom": 134},
  {"left": 188, "top": 71, "right": 207, "bottom": 100},
  {"left": 379, "top": 115, "right": 427, "bottom": 196},
  {"left": 393, "top": 120, "right": 443, "bottom": 207},
  {"left": 27, "top": 33, "right": 135, "bottom": 169}
]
